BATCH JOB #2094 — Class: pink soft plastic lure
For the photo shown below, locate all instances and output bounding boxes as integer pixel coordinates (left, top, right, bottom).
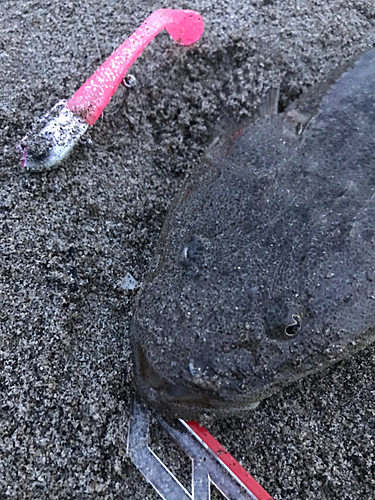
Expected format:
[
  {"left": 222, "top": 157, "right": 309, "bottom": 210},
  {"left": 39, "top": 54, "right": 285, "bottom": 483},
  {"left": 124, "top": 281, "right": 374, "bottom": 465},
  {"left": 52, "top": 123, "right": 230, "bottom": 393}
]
[{"left": 19, "top": 9, "right": 204, "bottom": 171}]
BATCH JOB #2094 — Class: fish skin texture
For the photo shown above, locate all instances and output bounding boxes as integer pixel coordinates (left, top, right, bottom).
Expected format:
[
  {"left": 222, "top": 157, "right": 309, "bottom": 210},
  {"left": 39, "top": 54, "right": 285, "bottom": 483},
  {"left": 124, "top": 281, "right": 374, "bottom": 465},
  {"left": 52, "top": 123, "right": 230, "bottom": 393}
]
[{"left": 131, "top": 49, "right": 375, "bottom": 419}]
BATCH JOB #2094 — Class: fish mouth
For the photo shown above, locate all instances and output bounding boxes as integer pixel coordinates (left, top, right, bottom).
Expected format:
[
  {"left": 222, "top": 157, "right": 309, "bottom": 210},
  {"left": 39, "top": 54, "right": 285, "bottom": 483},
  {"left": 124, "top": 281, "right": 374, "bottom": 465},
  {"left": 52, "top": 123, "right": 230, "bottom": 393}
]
[
  {"left": 133, "top": 342, "right": 260, "bottom": 418},
  {"left": 136, "top": 342, "right": 206, "bottom": 402}
]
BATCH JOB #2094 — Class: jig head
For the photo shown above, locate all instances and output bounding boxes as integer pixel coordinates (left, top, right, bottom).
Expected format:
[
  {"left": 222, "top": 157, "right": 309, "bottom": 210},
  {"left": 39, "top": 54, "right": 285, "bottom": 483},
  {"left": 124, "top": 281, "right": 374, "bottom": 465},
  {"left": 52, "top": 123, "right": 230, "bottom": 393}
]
[{"left": 19, "top": 9, "right": 204, "bottom": 171}]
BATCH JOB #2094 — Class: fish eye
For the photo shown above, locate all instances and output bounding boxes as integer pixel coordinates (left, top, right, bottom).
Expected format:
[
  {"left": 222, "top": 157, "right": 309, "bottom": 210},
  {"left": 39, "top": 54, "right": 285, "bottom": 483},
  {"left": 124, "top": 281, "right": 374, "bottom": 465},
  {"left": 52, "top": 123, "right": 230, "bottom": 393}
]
[
  {"left": 285, "top": 314, "right": 302, "bottom": 337},
  {"left": 264, "top": 298, "right": 302, "bottom": 341},
  {"left": 182, "top": 245, "right": 191, "bottom": 260},
  {"left": 180, "top": 238, "right": 199, "bottom": 266}
]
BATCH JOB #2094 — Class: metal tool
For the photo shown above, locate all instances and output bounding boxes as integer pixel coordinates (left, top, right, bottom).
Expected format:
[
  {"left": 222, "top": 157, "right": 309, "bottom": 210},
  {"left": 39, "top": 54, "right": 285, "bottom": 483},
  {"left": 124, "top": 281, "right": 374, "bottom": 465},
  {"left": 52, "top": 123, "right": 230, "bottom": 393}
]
[{"left": 127, "top": 396, "right": 274, "bottom": 500}]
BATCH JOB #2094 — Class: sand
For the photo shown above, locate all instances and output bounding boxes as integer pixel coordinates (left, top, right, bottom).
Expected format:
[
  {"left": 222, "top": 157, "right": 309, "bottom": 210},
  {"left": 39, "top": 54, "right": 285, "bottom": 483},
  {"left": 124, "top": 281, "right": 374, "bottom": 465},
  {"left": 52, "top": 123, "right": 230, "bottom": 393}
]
[{"left": 0, "top": 0, "right": 374, "bottom": 498}]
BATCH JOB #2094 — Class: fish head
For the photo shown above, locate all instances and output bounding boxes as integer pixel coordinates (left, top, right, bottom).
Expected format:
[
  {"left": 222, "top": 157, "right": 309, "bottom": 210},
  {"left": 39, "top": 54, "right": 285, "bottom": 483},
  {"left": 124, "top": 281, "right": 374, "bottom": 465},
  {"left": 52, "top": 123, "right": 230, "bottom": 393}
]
[
  {"left": 129, "top": 145, "right": 318, "bottom": 418},
  {"left": 131, "top": 173, "right": 375, "bottom": 419}
]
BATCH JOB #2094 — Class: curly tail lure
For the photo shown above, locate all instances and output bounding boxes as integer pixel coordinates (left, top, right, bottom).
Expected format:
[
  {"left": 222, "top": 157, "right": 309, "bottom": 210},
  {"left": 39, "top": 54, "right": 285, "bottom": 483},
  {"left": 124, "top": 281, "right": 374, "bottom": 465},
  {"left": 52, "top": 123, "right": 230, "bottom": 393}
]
[{"left": 19, "top": 9, "right": 204, "bottom": 171}]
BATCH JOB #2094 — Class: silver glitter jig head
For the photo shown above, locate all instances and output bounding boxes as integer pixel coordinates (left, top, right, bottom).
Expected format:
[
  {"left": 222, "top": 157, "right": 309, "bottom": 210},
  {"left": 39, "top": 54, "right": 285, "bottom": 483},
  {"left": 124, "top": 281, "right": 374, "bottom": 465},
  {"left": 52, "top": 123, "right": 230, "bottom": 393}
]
[{"left": 19, "top": 101, "right": 89, "bottom": 171}]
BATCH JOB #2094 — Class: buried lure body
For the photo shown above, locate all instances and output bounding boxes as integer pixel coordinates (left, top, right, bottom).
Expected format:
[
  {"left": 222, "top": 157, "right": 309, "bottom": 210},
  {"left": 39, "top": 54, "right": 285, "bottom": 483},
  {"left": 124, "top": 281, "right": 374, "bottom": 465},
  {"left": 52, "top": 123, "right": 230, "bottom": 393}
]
[
  {"left": 19, "top": 9, "right": 204, "bottom": 170},
  {"left": 131, "top": 49, "right": 375, "bottom": 418}
]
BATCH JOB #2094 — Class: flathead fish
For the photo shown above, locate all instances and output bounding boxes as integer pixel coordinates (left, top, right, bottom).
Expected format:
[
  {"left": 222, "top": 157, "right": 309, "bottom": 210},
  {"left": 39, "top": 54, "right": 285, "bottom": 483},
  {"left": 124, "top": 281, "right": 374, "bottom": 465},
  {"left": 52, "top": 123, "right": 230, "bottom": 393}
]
[{"left": 131, "top": 49, "right": 375, "bottom": 418}]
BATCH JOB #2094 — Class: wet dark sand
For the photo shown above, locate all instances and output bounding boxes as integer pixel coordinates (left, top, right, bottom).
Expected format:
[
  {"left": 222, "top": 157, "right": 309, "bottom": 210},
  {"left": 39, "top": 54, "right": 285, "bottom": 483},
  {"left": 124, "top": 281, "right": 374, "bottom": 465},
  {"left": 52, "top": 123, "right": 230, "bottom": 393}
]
[{"left": 1, "top": 1, "right": 374, "bottom": 498}]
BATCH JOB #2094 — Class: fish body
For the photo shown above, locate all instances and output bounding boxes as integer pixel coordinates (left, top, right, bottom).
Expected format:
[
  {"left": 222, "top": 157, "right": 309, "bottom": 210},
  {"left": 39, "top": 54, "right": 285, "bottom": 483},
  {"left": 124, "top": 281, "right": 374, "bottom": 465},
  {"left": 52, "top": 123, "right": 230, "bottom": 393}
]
[{"left": 131, "top": 49, "right": 375, "bottom": 418}]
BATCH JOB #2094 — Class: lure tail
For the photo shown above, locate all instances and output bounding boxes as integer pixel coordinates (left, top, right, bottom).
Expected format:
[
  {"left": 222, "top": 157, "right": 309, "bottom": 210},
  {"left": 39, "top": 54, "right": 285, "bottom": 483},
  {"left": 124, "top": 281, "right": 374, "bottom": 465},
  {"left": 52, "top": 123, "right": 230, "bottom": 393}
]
[{"left": 66, "top": 9, "right": 204, "bottom": 125}]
